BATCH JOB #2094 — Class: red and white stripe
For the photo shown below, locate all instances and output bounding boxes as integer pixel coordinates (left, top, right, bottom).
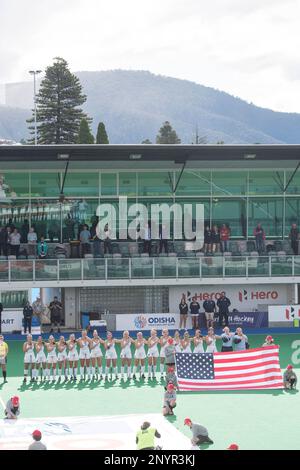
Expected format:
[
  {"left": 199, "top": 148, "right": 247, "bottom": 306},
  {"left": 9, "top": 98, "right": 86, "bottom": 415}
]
[{"left": 178, "top": 345, "right": 284, "bottom": 391}]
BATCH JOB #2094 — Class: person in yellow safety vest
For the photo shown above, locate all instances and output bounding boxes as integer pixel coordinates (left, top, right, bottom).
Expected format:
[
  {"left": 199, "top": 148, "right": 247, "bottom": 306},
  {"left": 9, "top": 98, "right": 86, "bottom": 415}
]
[
  {"left": 136, "top": 421, "right": 161, "bottom": 450},
  {"left": 0, "top": 335, "right": 8, "bottom": 383}
]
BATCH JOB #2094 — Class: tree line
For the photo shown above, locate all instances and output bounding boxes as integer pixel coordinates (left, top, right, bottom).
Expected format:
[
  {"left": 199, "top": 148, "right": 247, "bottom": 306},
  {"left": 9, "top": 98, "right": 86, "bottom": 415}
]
[{"left": 27, "top": 57, "right": 204, "bottom": 145}]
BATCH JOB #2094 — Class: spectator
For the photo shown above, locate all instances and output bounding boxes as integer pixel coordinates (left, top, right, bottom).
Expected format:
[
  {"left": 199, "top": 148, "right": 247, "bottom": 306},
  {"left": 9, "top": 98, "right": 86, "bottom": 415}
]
[
  {"left": 220, "top": 224, "right": 231, "bottom": 252},
  {"left": 32, "top": 297, "right": 45, "bottom": 322},
  {"left": 37, "top": 236, "right": 48, "bottom": 259},
  {"left": 162, "top": 383, "right": 177, "bottom": 416},
  {"left": 23, "top": 301, "right": 33, "bottom": 334},
  {"left": 5, "top": 396, "right": 20, "bottom": 419},
  {"left": 104, "top": 223, "right": 112, "bottom": 254},
  {"left": 49, "top": 296, "right": 63, "bottom": 333},
  {"left": 211, "top": 225, "right": 220, "bottom": 253},
  {"left": 283, "top": 364, "right": 297, "bottom": 390},
  {"left": 184, "top": 418, "right": 213, "bottom": 446},
  {"left": 289, "top": 223, "right": 299, "bottom": 255},
  {"left": 220, "top": 327, "right": 234, "bottom": 352},
  {"left": 9, "top": 228, "right": 21, "bottom": 257},
  {"left": 21, "top": 219, "right": 29, "bottom": 244},
  {"left": 233, "top": 327, "right": 249, "bottom": 351},
  {"left": 179, "top": 295, "right": 189, "bottom": 330},
  {"left": 136, "top": 421, "right": 161, "bottom": 450},
  {"left": 190, "top": 296, "right": 200, "bottom": 330},
  {"left": 6, "top": 227, "right": 11, "bottom": 256},
  {"left": 227, "top": 443, "right": 239, "bottom": 450},
  {"left": 90, "top": 219, "right": 101, "bottom": 257},
  {"left": 203, "top": 298, "right": 216, "bottom": 329},
  {"left": 262, "top": 335, "right": 275, "bottom": 347},
  {"left": 217, "top": 292, "right": 231, "bottom": 327},
  {"left": 203, "top": 226, "right": 212, "bottom": 253},
  {"left": 27, "top": 227, "right": 37, "bottom": 256},
  {"left": 159, "top": 223, "right": 169, "bottom": 254},
  {"left": 143, "top": 221, "right": 152, "bottom": 255},
  {"left": 28, "top": 430, "right": 47, "bottom": 450},
  {"left": 6, "top": 218, "right": 15, "bottom": 232},
  {"left": 0, "top": 227, "right": 8, "bottom": 256},
  {"left": 253, "top": 223, "right": 265, "bottom": 254},
  {"left": 79, "top": 224, "right": 91, "bottom": 257}
]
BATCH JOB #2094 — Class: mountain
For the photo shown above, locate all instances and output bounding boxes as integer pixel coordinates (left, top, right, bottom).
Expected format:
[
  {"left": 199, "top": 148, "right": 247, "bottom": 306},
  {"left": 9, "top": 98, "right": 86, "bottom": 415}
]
[{"left": 2, "top": 69, "right": 300, "bottom": 144}]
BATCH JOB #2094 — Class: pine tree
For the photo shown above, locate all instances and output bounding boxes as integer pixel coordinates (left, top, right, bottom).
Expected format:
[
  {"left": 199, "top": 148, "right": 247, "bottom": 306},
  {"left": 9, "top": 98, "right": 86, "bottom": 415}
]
[
  {"left": 96, "top": 122, "right": 109, "bottom": 144},
  {"left": 78, "top": 119, "right": 94, "bottom": 144},
  {"left": 156, "top": 121, "right": 181, "bottom": 144},
  {"left": 27, "top": 57, "right": 88, "bottom": 144},
  {"left": 141, "top": 139, "right": 152, "bottom": 144}
]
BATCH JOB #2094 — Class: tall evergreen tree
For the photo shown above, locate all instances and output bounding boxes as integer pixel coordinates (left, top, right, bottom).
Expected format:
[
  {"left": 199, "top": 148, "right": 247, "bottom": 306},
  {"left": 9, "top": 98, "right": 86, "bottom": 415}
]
[
  {"left": 156, "top": 121, "right": 181, "bottom": 144},
  {"left": 96, "top": 122, "right": 109, "bottom": 144},
  {"left": 141, "top": 139, "right": 152, "bottom": 144},
  {"left": 27, "top": 57, "right": 88, "bottom": 144},
  {"left": 78, "top": 118, "right": 94, "bottom": 144}
]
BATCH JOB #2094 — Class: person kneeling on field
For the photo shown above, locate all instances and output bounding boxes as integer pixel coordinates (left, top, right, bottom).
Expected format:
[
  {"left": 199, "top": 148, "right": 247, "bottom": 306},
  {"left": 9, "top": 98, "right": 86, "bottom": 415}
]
[
  {"left": 184, "top": 417, "right": 214, "bottom": 446},
  {"left": 163, "top": 383, "right": 177, "bottom": 416},
  {"left": 136, "top": 421, "right": 161, "bottom": 450},
  {"left": 283, "top": 364, "right": 297, "bottom": 390},
  {"left": 5, "top": 395, "right": 20, "bottom": 419},
  {"left": 28, "top": 430, "right": 47, "bottom": 450},
  {"left": 165, "top": 366, "right": 178, "bottom": 390}
]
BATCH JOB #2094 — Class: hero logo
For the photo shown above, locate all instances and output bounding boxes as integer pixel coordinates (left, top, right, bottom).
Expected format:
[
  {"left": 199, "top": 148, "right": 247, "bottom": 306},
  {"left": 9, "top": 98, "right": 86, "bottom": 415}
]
[
  {"left": 238, "top": 289, "right": 278, "bottom": 302},
  {"left": 134, "top": 315, "right": 147, "bottom": 329},
  {"left": 185, "top": 290, "right": 225, "bottom": 301}
]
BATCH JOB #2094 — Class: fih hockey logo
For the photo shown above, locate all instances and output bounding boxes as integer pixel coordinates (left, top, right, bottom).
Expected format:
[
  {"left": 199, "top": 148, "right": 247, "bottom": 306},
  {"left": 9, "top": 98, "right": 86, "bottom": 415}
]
[
  {"left": 239, "top": 290, "right": 248, "bottom": 302},
  {"left": 134, "top": 315, "right": 147, "bottom": 329}
]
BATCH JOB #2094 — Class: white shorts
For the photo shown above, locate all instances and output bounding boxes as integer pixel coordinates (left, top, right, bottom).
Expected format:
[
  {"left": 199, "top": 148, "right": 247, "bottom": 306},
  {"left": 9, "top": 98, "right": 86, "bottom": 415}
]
[
  {"left": 90, "top": 348, "right": 103, "bottom": 358},
  {"left": 24, "top": 352, "right": 36, "bottom": 364},
  {"left": 120, "top": 348, "right": 132, "bottom": 359},
  {"left": 147, "top": 347, "right": 159, "bottom": 358},
  {"left": 105, "top": 349, "right": 117, "bottom": 360},
  {"left": 36, "top": 352, "right": 47, "bottom": 364},
  {"left": 160, "top": 346, "right": 167, "bottom": 358},
  {"left": 58, "top": 352, "right": 67, "bottom": 362},
  {"left": 68, "top": 351, "right": 79, "bottom": 362},
  {"left": 206, "top": 346, "right": 217, "bottom": 353},
  {"left": 134, "top": 348, "right": 146, "bottom": 360},
  {"left": 79, "top": 349, "right": 91, "bottom": 360},
  {"left": 47, "top": 353, "right": 57, "bottom": 364},
  {"left": 205, "top": 312, "right": 214, "bottom": 321}
]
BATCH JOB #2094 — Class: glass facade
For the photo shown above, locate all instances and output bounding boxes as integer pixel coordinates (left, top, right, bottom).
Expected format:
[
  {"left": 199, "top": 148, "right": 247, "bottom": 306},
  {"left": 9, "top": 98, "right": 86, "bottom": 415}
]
[{"left": 0, "top": 168, "right": 299, "bottom": 241}]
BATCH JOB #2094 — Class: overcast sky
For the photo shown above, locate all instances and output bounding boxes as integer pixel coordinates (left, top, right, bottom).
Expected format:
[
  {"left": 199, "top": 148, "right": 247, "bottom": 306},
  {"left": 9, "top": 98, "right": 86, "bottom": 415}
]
[{"left": 1, "top": 0, "right": 300, "bottom": 112}]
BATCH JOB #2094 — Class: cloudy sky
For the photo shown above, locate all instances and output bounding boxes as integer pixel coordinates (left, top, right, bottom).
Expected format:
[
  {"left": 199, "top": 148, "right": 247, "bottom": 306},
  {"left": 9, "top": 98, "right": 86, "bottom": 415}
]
[{"left": 1, "top": 0, "right": 300, "bottom": 112}]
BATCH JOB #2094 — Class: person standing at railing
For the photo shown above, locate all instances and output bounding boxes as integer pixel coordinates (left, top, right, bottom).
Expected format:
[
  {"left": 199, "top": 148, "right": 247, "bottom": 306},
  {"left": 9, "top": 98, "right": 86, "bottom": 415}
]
[
  {"left": 143, "top": 221, "right": 152, "bottom": 255},
  {"left": 103, "top": 223, "right": 113, "bottom": 254},
  {"left": 90, "top": 219, "right": 101, "bottom": 257},
  {"left": 220, "top": 224, "right": 230, "bottom": 253},
  {"left": 27, "top": 227, "right": 37, "bottom": 257},
  {"left": 289, "top": 223, "right": 299, "bottom": 255},
  {"left": 211, "top": 225, "right": 220, "bottom": 253},
  {"left": 217, "top": 292, "right": 231, "bottom": 327},
  {"left": 79, "top": 224, "right": 91, "bottom": 258},
  {"left": 253, "top": 223, "right": 265, "bottom": 254},
  {"left": 9, "top": 228, "right": 21, "bottom": 258},
  {"left": 37, "top": 236, "right": 48, "bottom": 259},
  {"left": 23, "top": 301, "right": 33, "bottom": 334},
  {"left": 0, "top": 226, "right": 8, "bottom": 257}
]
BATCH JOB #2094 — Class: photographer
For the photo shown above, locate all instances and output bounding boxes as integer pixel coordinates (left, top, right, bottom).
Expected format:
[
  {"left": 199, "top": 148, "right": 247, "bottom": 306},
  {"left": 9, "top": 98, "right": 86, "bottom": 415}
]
[
  {"left": 23, "top": 301, "right": 33, "bottom": 334},
  {"left": 283, "top": 364, "right": 297, "bottom": 390}
]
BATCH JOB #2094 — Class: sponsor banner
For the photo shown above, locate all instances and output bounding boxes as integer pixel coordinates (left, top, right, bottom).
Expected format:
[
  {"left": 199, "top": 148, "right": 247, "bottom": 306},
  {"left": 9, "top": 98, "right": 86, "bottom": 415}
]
[
  {"left": 269, "top": 305, "right": 300, "bottom": 323},
  {"left": 169, "top": 284, "right": 288, "bottom": 312},
  {"left": 116, "top": 313, "right": 186, "bottom": 331},
  {"left": 1, "top": 310, "right": 23, "bottom": 333},
  {"left": 227, "top": 311, "right": 268, "bottom": 328}
]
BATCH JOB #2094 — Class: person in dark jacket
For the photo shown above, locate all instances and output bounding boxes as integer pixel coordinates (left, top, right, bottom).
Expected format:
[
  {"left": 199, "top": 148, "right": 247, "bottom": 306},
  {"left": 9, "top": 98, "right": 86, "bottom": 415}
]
[
  {"left": 190, "top": 296, "right": 200, "bottom": 330},
  {"left": 217, "top": 292, "right": 231, "bottom": 327},
  {"left": 211, "top": 225, "right": 220, "bottom": 253},
  {"left": 203, "top": 298, "right": 216, "bottom": 329},
  {"left": 179, "top": 294, "right": 189, "bottom": 330},
  {"left": 203, "top": 226, "right": 212, "bottom": 253},
  {"left": 0, "top": 227, "right": 8, "bottom": 256},
  {"left": 23, "top": 301, "right": 33, "bottom": 334},
  {"left": 49, "top": 297, "right": 63, "bottom": 333},
  {"left": 90, "top": 219, "right": 101, "bottom": 257},
  {"left": 289, "top": 223, "right": 299, "bottom": 255}
]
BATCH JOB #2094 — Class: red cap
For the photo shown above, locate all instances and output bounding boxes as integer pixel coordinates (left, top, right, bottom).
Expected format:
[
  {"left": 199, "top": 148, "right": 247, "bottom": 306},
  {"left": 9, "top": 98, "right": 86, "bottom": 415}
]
[
  {"left": 167, "top": 366, "right": 174, "bottom": 373},
  {"left": 32, "top": 429, "right": 42, "bottom": 439},
  {"left": 184, "top": 418, "right": 192, "bottom": 426},
  {"left": 167, "top": 338, "right": 174, "bottom": 345},
  {"left": 167, "top": 382, "right": 175, "bottom": 390},
  {"left": 266, "top": 335, "right": 273, "bottom": 342},
  {"left": 227, "top": 443, "right": 239, "bottom": 450},
  {"left": 287, "top": 364, "right": 293, "bottom": 370},
  {"left": 11, "top": 396, "right": 19, "bottom": 406}
]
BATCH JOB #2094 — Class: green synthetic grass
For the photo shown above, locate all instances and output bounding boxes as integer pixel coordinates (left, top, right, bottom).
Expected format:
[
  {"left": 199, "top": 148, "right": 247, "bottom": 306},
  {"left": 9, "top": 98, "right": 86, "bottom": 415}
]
[{"left": 1, "top": 333, "right": 300, "bottom": 450}]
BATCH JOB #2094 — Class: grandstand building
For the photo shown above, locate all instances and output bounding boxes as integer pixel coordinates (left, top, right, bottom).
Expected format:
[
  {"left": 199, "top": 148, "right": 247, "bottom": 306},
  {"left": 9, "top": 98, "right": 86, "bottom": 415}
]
[{"left": 0, "top": 144, "right": 300, "bottom": 331}]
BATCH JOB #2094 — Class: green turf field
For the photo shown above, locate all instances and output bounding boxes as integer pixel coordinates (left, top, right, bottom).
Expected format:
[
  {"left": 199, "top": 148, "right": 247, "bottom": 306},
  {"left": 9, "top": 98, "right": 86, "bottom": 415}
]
[{"left": 1, "top": 333, "right": 300, "bottom": 450}]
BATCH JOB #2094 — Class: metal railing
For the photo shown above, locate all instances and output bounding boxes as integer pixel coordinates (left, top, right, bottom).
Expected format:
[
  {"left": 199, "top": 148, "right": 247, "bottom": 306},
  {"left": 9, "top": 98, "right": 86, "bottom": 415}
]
[{"left": 0, "top": 255, "right": 299, "bottom": 283}]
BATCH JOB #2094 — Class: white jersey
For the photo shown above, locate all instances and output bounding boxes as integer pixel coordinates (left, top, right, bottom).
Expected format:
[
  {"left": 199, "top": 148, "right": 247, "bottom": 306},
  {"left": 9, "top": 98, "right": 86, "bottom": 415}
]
[
  {"left": 46, "top": 344, "right": 57, "bottom": 363},
  {"left": 79, "top": 339, "right": 91, "bottom": 360},
  {"left": 174, "top": 340, "right": 182, "bottom": 353},
  {"left": 206, "top": 337, "right": 218, "bottom": 353},
  {"left": 160, "top": 337, "right": 169, "bottom": 358},
  {"left": 105, "top": 340, "right": 117, "bottom": 360},
  {"left": 35, "top": 344, "right": 46, "bottom": 364},
  {"left": 90, "top": 339, "right": 103, "bottom": 358},
  {"left": 147, "top": 338, "right": 159, "bottom": 358},
  {"left": 67, "top": 341, "right": 79, "bottom": 361},
  {"left": 194, "top": 339, "right": 204, "bottom": 353},
  {"left": 24, "top": 342, "right": 36, "bottom": 363},
  {"left": 120, "top": 339, "right": 132, "bottom": 359},
  {"left": 181, "top": 341, "right": 192, "bottom": 354},
  {"left": 57, "top": 344, "right": 68, "bottom": 362},
  {"left": 134, "top": 341, "right": 146, "bottom": 360}
]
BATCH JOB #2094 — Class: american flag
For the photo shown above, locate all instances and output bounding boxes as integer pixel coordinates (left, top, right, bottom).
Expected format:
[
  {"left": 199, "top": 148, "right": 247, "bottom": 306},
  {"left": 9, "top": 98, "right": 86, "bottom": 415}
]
[{"left": 175, "top": 345, "right": 283, "bottom": 391}]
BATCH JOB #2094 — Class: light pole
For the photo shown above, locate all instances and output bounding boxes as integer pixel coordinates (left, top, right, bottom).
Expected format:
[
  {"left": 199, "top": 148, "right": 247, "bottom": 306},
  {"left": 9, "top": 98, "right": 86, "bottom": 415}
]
[{"left": 29, "top": 70, "right": 42, "bottom": 145}]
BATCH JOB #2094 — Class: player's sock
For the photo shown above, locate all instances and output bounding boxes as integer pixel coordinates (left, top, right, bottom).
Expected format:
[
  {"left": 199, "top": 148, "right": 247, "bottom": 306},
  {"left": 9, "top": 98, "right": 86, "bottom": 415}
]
[
  {"left": 3, "top": 370, "right": 7, "bottom": 381},
  {"left": 80, "top": 367, "right": 84, "bottom": 379},
  {"left": 53, "top": 368, "right": 56, "bottom": 379},
  {"left": 141, "top": 366, "right": 145, "bottom": 376},
  {"left": 133, "top": 366, "right": 137, "bottom": 375},
  {"left": 105, "top": 367, "right": 109, "bottom": 377},
  {"left": 32, "top": 369, "right": 38, "bottom": 379},
  {"left": 113, "top": 367, "right": 117, "bottom": 377},
  {"left": 74, "top": 368, "right": 77, "bottom": 378},
  {"left": 24, "top": 369, "right": 28, "bottom": 378},
  {"left": 121, "top": 366, "right": 124, "bottom": 376},
  {"left": 58, "top": 369, "right": 62, "bottom": 377},
  {"left": 45, "top": 368, "right": 49, "bottom": 380},
  {"left": 160, "top": 364, "right": 164, "bottom": 374},
  {"left": 91, "top": 367, "right": 95, "bottom": 377},
  {"left": 68, "top": 368, "right": 72, "bottom": 378},
  {"left": 42, "top": 368, "right": 47, "bottom": 378},
  {"left": 127, "top": 366, "right": 131, "bottom": 378}
]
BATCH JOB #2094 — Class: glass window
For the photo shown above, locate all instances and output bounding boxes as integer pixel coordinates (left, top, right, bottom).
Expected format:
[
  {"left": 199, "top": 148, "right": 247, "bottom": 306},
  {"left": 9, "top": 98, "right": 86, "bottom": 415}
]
[
  {"left": 31, "top": 200, "right": 61, "bottom": 241},
  {"left": 138, "top": 172, "right": 172, "bottom": 196},
  {"left": 175, "top": 198, "right": 210, "bottom": 240},
  {"left": 175, "top": 170, "right": 211, "bottom": 196},
  {"left": 119, "top": 173, "right": 137, "bottom": 196},
  {"left": 212, "top": 198, "right": 247, "bottom": 237},
  {"left": 31, "top": 172, "right": 60, "bottom": 197},
  {"left": 248, "top": 171, "right": 283, "bottom": 195},
  {"left": 248, "top": 198, "right": 283, "bottom": 237},
  {"left": 101, "top": 173, "right": 117, "bottom": 196},
  {"left": 64, "top": 172, "right": 99, "bottom": 197},
  {"left": 285, "top": 170, "right": 300, "bottom": 195},
  {"left": 285, "top": 198, "right": 300, "bottom": 236},
  {"left": 0, "top": 172, "right": 29, "bottom": 198},
  {"left": 62, "top": 199, "right": 99, "bottom": 241},
  {"left": 0, "top": 199, "right": 30, "bottom": 234},
  {"left": 212, "top": 171, "right": 248, "bottom": 196}
]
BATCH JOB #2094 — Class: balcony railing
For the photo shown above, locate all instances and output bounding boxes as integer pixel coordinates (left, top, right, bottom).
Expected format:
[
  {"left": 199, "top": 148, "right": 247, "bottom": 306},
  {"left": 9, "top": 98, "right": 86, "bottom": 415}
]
[{"left": 0, "top": 255, "right": 299, "bottom": 283}]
